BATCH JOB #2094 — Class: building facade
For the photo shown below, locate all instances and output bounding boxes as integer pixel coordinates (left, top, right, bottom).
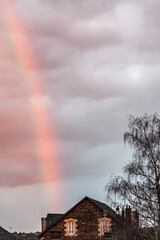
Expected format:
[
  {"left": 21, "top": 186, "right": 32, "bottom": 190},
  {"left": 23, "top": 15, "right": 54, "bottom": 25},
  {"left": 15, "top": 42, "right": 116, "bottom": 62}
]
[{"left": 39, "top": 196, "right": 140, "bottom": 240}]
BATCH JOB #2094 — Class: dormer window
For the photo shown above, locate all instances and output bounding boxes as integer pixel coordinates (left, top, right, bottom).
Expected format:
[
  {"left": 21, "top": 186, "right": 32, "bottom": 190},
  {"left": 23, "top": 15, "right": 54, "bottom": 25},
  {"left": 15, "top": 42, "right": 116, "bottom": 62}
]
[{"left": 64, "top": 218, "right": 78, "bottom": 236}]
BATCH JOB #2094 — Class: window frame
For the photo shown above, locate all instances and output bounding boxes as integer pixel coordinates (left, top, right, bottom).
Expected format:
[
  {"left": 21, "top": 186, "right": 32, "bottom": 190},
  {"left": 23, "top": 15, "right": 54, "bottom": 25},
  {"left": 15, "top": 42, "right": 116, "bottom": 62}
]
[
  {"left": 64, "top": 218, "right": 78, "bottom": 236},
  {"left": 98, "top": 217, "right": 111, "bottom": 236}
]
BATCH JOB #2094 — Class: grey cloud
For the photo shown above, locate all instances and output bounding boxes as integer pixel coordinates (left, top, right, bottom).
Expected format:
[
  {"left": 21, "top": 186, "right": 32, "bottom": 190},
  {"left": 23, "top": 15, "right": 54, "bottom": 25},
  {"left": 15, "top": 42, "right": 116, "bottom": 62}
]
[
  {"left": 0, "top": 0, "right": 160, "bottom": 189},
  {"left": 54, "top": 98, "right": 125, "bottom": 144},
  {"left": 1, "top": 0, "right": 160, "bottom": 232}
]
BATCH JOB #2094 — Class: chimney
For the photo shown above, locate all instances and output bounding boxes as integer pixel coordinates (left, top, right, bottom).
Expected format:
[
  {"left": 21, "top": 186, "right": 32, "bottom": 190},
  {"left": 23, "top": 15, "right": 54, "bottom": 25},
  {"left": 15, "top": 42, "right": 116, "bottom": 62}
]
[
  {"left": 41, "top": 217, "right": 47, "bottom": 232},
  {"left": 116, "top": 206, "right": 120, "bottom": 216},
  {"left": 134, "top": 209, "right": 139, "bottom": 227},
  {"left": 122, "top": 207, "right": 124, "bottom": 219},
  {"left": 131, "top": 209, "right": 139, "bottom": 228},
  {"left": 125, "top": 205, "right": 131, "bottom": 223}
]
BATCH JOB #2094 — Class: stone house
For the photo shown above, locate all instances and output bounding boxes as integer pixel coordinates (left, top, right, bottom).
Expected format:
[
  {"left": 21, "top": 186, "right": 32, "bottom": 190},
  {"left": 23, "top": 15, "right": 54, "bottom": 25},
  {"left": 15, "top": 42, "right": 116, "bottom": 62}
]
[{"left": 39, "top": 196, "right": 141, "bottom": 240}]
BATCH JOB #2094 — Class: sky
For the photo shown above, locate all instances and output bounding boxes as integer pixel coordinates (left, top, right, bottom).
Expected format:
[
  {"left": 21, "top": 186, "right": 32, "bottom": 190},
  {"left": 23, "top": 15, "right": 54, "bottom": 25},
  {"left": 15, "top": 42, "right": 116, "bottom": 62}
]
[{"left": 0, "top": 0, "right": 160, "bottom": 233}]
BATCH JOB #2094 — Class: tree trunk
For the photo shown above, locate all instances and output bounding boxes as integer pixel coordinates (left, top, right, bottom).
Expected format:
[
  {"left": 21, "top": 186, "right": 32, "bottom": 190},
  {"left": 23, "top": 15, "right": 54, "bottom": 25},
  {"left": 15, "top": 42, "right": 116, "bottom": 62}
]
[
  {"left": 155, "top": 230, "right": 158, "bottom": 240},
  {"left": 156, "top": 178, "right": 160, "bottom": 239}
]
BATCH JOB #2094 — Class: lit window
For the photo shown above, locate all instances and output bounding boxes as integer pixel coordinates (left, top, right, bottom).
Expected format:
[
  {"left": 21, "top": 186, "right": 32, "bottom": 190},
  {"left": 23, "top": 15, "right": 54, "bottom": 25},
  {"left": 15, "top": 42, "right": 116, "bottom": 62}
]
[{"left": 68, "top": 221, "right": 74, "bottom": 234}]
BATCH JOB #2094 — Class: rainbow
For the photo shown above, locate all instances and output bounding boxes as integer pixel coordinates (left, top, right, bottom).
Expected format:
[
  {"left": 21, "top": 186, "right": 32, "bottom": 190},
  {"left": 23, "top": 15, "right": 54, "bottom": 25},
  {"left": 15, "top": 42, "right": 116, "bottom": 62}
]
[{"left": 0, "top": 0, "right": 62, "bottom": 209}]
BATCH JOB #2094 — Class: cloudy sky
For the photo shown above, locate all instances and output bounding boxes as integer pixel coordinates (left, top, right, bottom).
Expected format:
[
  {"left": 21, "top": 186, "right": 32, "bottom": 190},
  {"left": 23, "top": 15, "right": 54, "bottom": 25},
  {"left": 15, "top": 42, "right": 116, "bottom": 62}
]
[{"left": 0, "top": 0, "right": 160, "bottom": 233}]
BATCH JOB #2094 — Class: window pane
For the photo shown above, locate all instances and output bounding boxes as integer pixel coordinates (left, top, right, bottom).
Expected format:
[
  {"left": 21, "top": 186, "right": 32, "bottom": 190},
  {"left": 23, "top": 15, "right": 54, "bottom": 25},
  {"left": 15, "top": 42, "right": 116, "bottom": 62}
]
[
  {"left": 68, "top": 221, "right": 74, "bottom": 234},
  {"left": 102, "top": 221, "right": 109, "bottom": 233}
]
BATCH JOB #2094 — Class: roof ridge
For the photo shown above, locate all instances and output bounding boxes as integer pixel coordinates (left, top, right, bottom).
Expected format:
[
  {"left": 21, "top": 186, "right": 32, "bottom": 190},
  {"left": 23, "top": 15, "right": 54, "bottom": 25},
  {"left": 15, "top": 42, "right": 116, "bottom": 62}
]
[
  {"left": 87, "top": 196, "right": 107, "bottom": 205},
  {"left": 47, "top": 213, "right": 63, "bottom": 215}
]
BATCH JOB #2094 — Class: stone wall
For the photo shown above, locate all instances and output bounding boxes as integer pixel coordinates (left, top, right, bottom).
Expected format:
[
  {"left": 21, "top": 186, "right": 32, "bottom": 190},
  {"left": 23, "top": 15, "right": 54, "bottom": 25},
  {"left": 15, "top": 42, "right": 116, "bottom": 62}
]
[{"left": 41, "top": 198, "right": 106, "bottom": 240}]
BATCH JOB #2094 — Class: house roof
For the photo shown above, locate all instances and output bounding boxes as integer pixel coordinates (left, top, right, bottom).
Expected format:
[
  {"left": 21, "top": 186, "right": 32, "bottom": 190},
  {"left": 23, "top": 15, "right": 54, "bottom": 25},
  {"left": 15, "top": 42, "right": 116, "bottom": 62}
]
[
  {"left": 0, "top": 226, "right": 16, "bottom": 240},
  {"left": 87, "top": 197, "right": 116, "bottom": 218},
  {"left": 46, "top": 213, "right": 63, "bottom": 227},
  {"left": 39, "top": 196, "right": 117, "bottom": 238}
]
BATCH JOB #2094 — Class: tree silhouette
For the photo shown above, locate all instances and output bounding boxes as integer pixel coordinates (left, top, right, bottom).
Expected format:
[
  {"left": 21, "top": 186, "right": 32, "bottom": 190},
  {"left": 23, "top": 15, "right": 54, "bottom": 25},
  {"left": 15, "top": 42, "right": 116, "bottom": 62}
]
[{"left": 106, "top": 113, "right": 160, "bottom": 240}]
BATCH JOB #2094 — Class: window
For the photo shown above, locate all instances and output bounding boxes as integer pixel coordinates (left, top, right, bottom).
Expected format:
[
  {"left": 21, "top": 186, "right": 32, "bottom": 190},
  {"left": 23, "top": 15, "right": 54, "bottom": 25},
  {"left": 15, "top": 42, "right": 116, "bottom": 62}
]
[
  {"left": 68, "top": 221, "right": 74, "bottom": 234},
  {"left": 102, "top": 220, "right": 109, "bottom": 234},
  {"left": 98, "top": 218, "right": 111, "bottom": 236},
  {"left": 64, "top": 218, "right": 78, "bottom": 236}
]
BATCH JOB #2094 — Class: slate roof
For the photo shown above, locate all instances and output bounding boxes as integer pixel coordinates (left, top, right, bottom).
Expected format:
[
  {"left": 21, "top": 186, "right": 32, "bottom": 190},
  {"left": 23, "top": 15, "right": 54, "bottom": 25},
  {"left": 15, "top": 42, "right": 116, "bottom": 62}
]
[
  {"left": 46, "top": 213, "right": 63, "bottom": 228},
  {"left": 87, "top": 197, "right": 117, "bottom": 218},
  {"left": 0, "top": 226, "right": 16, "bottom": 240}
]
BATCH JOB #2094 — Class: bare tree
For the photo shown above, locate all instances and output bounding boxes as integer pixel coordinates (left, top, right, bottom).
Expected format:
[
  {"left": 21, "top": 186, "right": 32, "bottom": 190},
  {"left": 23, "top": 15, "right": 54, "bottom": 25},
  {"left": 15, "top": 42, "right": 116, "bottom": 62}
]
[{"left": 106, "top": 113, "right": 160, "bottom": 240}]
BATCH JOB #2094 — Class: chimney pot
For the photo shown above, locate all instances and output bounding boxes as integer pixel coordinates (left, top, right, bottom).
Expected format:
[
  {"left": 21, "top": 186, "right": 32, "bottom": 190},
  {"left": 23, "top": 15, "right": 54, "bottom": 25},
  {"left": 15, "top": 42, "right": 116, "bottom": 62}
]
[{"left": 116, "top": 205, "right": 120, "bottom": 215}]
